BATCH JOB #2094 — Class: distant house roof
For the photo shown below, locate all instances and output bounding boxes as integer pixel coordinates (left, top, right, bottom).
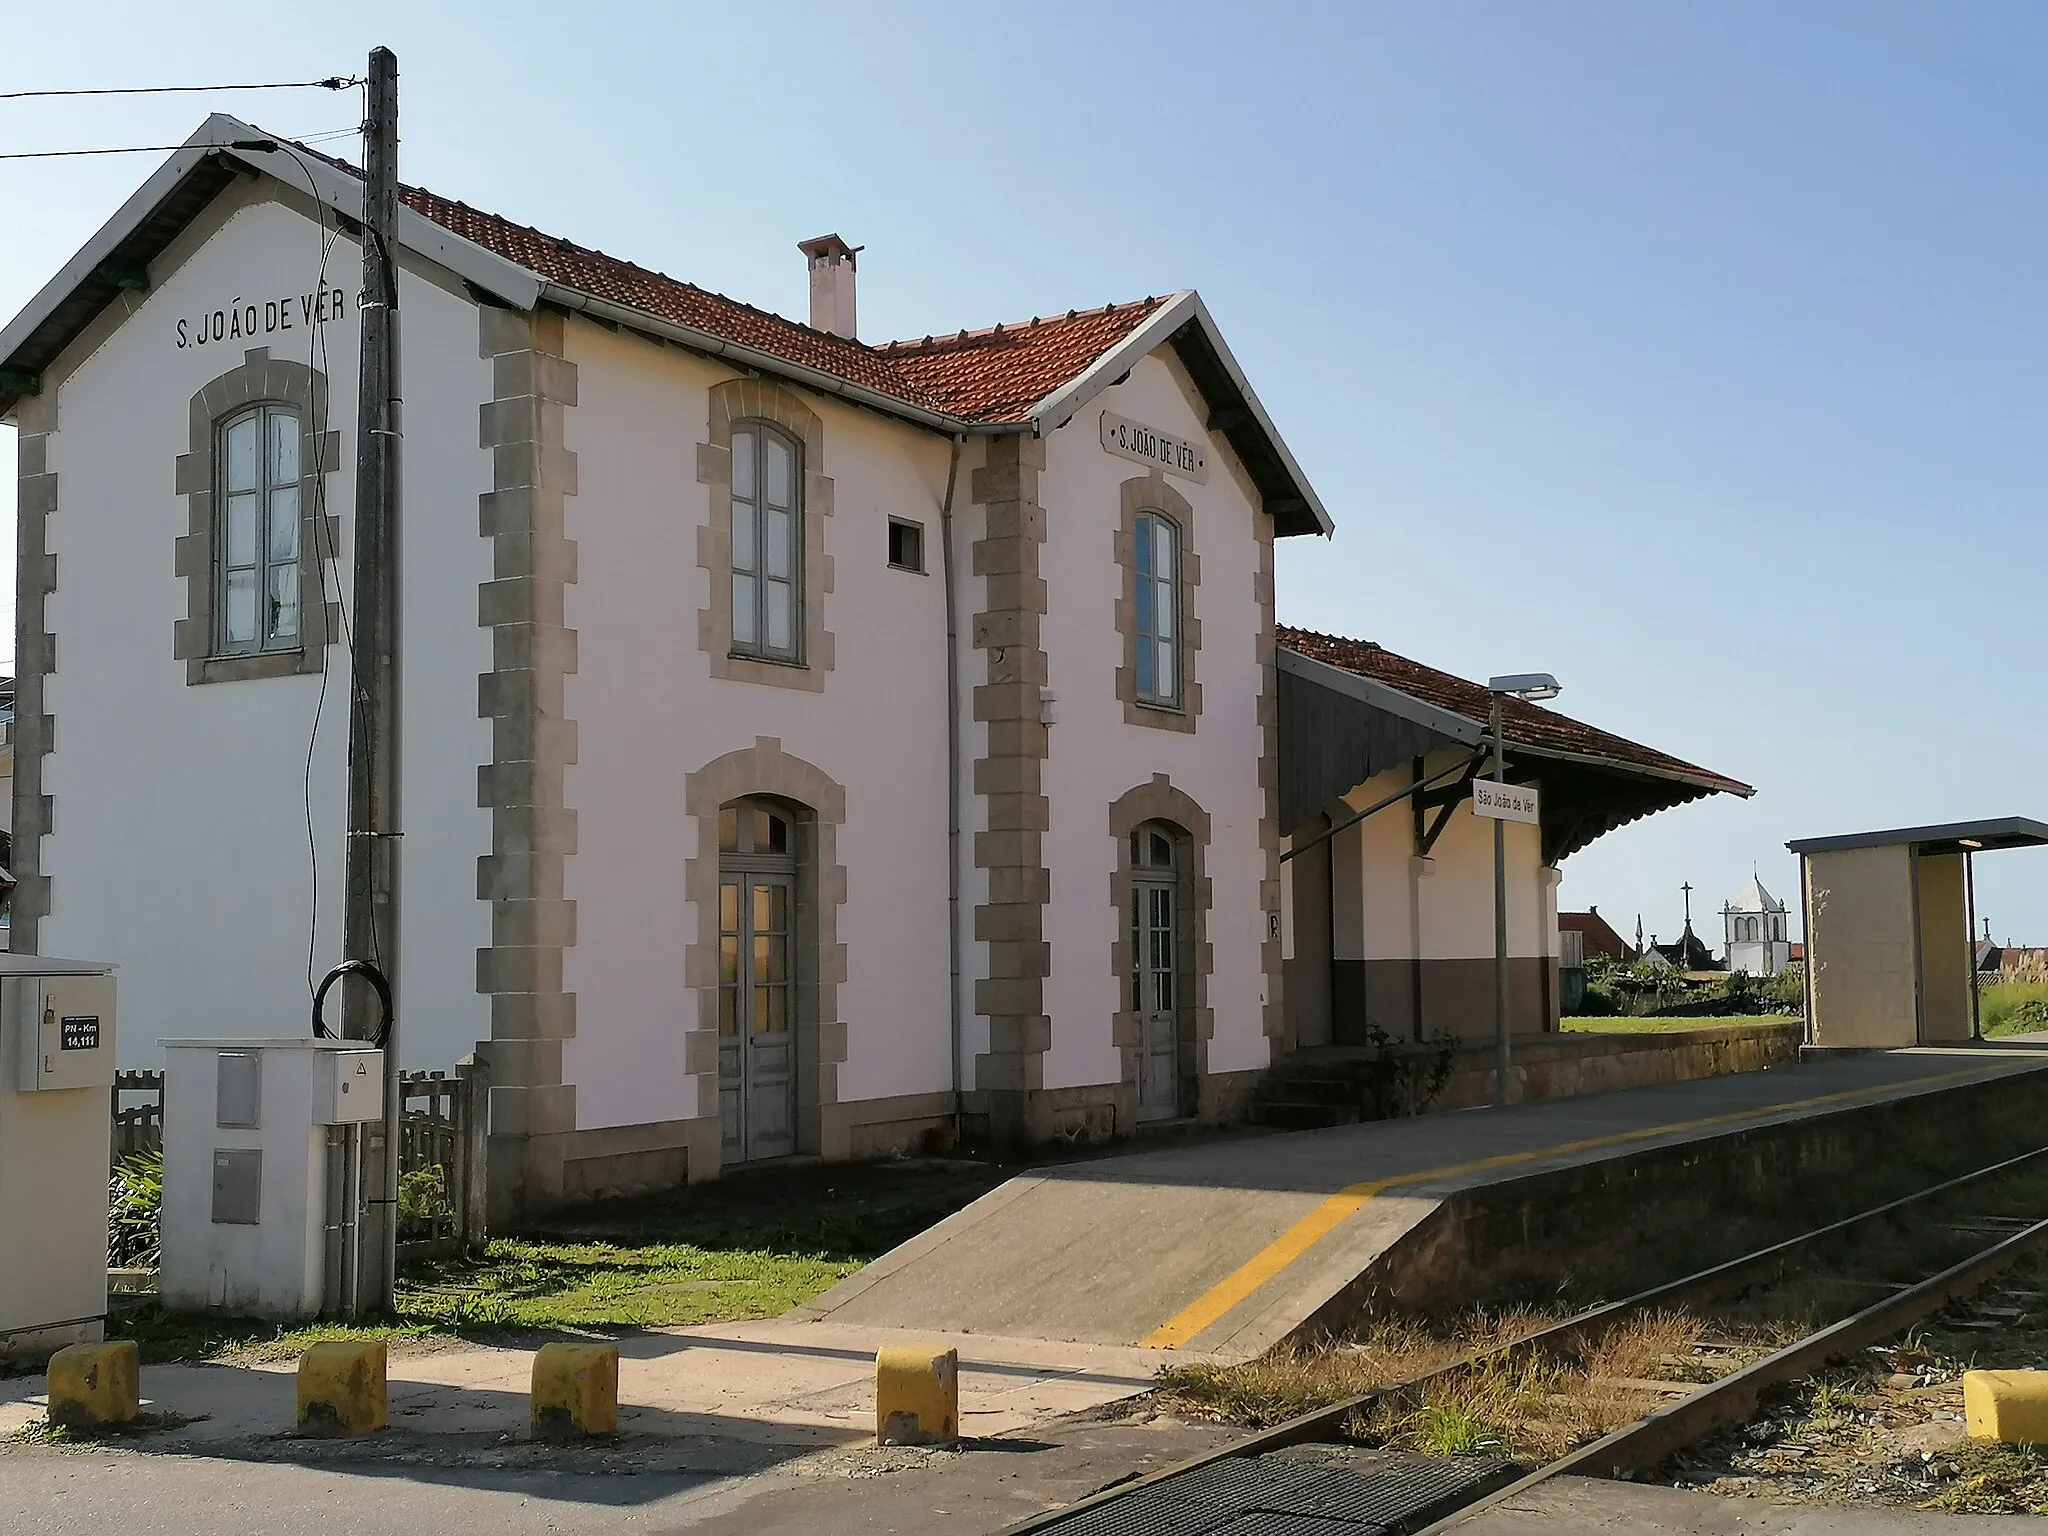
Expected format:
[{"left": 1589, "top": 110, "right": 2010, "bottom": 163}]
[
  {"left": 1559, "top": 909, "right": 1633, "bottom": 961},
  {"left": 1649, "top": 926, "right": 1722, "bottom": 973},
  {"left": 0, "top": 117, "right": 1333, "bottom": 536}
]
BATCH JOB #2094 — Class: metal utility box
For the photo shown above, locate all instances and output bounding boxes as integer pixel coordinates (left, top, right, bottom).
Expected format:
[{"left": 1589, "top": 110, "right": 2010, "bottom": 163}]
[
  {"left": 316, "top": 1046, "right": 384, "bottom": 1125},
  {"left": 11, "top": 970, "right": 115, "bottom": 1093},
  {"left": 0, "top": 955, "right": 118, "bottom": 1354},
  {"left": 160, "top": 1038, "right": 383, "bottom": 1319}
]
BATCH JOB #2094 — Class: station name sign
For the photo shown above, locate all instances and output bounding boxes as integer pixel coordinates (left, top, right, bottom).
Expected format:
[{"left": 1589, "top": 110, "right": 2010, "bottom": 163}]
[
  {"left": 1100, "top": 411, "right": 1209, "bottom": 484},
  {"left": 177, "top": 287, "right": 349, "bottom": 351},
  {"left": 1471, "top": 781, "right": 1541, "bottom": 824}
]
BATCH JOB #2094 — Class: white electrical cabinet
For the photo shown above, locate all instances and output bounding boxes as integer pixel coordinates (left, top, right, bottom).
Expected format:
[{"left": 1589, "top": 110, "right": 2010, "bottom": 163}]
[
  {"left": 160, "top": 1038, "right": 383, "bottom": 1320},
  {"left": 0, "top": 955, "right": 118, "bottom": 1354}
]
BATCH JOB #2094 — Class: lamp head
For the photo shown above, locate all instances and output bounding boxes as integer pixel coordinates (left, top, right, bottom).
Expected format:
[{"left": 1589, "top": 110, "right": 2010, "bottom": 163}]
[{"left": 1487, "top": 672, "right": 1562, "bottom": 702}]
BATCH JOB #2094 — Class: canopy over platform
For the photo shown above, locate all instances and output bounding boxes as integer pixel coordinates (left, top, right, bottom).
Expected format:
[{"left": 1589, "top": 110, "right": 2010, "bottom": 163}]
[
  {"left": 1278, "top": 630, "right": 1751, "bottom": 863},
  {"left": 1788, "top": 818, "right": 2048, "bottom": 858}
]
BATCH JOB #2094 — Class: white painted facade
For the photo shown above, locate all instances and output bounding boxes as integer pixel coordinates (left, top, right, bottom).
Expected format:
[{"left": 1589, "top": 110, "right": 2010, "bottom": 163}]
[
  {"left": 26, "top": 186, "right": 495, "bottom": 1075},
  {"left": 4, "top": 130, "right": 1316, "bottom": 1208}
]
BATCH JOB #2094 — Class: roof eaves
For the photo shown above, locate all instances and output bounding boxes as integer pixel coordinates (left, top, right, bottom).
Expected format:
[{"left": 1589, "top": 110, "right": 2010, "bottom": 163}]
[
  {"left": 0, "top": 128, "right": 225, "bottom": 391},
  {"left": 1277, "top": 646, "right": 1486, "bottom": 748},
  {"left": 1, "top": 113, "right": 542, "bottom": 411},
  {"left": 539, "top": 283, "right": 1014, "bottom": 438},
  {"left": 1025, "top": 291, "right": 1335, "bottom": 538},
  {"left": 1509, "top": 739, "right": 1754, "bottom": 799}
]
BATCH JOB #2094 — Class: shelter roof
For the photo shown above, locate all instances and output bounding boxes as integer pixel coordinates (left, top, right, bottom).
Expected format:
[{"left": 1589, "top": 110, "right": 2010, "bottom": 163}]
[
  {"left": 1278, "top": 628, "right": 1751, "bottom": 797},
  {"left": 1786, "top": 818, "right": 2048, "bottom": 857},
  {"left": 1275, "top": 628, "right": 1751, "bottom": 863},
  {"left": 0, "top": 117, "right": 1331, "bottom": 535}
]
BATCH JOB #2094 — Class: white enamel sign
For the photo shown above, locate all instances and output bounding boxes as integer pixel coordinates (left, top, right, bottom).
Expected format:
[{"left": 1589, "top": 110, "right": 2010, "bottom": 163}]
[
  {"left": 1472, "top": 781, "right": 1541, "bottom": 824},
  {"left": 1100, "top": 412, "right": 1209, "bottom": 484}
]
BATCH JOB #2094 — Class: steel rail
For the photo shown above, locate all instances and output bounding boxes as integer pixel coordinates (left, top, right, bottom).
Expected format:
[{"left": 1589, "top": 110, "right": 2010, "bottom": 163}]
[
  {"left": 996, "top": 1141, "right": 2048, "bottom": 1536},
  {"left": 1418, "top": 1207, "right": 2048, "bottom": 1533}
]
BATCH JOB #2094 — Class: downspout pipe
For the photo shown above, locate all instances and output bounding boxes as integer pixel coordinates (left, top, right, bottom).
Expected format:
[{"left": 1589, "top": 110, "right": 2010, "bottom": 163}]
[{"left": 939, "top": 434, "right": 967, "bottom": 1136}]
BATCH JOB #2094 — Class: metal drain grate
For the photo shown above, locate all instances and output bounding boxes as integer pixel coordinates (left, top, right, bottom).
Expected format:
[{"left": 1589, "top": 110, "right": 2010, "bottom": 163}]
[{"left": 1037, "top": 1450, "right": 1516, "bottom": 1535}]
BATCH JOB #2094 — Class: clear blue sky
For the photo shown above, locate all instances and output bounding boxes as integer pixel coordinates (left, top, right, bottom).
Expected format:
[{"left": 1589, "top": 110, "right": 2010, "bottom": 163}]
[{"left": 6, "top": 1, "right": 2046, "bottom": 947}]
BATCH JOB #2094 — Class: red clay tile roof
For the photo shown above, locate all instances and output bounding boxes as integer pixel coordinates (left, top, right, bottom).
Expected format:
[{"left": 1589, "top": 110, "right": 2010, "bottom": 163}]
[
  {"left": 1279, "top": 626, "right": 1750, "bottom": 795},
  {"left": 877, "top": 301, "right": 1170, "bottom": 424},
  {"left": 392, "top": 181, "right": 1163, "bottom": 425},
  {"left": 1559, "top": 910, "right": 1632, "bottom": 959}
]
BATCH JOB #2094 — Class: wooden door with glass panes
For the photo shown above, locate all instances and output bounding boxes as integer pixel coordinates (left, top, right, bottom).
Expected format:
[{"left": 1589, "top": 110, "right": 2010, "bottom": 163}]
[
  {"left": 1131, "top": 823, "right": 1183, "bottom": 1120},
  {"left": 718, "top": 801, "right": 798, "bottom": 1162}
]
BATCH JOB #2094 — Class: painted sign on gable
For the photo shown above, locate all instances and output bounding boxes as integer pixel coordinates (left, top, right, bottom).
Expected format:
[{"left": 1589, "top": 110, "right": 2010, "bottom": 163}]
[{"left": 1100, "top": 412, "right": 1209, "bottom": 484}]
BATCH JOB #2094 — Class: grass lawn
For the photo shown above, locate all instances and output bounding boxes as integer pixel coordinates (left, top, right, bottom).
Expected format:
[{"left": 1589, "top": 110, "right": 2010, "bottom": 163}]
[
  {"left": 1562, "top": 1015, "right": 1796, "bottom": 1034},
  {"left": 116, "top": 1157, "right": 1009, "bottom": 1366},
  {"left": 1979, "top": 981, "right": 2048, "bottom": 1038}
]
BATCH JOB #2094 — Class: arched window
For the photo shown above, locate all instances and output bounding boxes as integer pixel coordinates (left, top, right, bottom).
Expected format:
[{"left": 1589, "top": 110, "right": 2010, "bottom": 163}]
[
  {"left": 216, "top": 403, "right": 302, "bottom": 653},
  {"left": 729, "top": 423, "right": 801, "bottom": 662},
  {"left": 1133, "top": 511, "right": 1179, "bottom": 707}
]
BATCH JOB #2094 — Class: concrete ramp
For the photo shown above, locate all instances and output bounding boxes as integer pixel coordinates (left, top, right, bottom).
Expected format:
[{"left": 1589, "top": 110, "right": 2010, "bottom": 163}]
[
  {"left": 800, "top": 1047, "right": 2048, "bottom": 1361},
  {"left": 802, "top": 1134, "right": 1444, "bottom": 1359}
]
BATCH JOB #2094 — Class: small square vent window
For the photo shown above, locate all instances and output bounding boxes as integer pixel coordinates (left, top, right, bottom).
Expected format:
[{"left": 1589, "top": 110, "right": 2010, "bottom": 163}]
[{"left": 888, "top": 518, "right": 924, "bottom": 573}]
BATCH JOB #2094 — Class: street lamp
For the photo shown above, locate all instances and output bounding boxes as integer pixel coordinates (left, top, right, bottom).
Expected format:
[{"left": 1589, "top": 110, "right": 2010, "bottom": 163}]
[{"left": 1486, "top": 673, "right": 1561, "bottom": 1108}]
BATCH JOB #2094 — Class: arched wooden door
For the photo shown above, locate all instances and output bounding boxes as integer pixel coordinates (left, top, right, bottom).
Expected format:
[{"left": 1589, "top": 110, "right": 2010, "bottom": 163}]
[
  {"left": 718, "top": 799, "right": 798, "bottom": 1161},
  {"left": 1130, "top": 821, "right": 1185, "bottom": 1121}
]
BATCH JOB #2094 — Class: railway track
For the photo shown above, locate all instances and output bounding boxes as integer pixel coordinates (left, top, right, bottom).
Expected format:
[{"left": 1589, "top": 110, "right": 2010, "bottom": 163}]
[{"left": 998, "top": 1144, "right": 2048, "bottom": 1536}]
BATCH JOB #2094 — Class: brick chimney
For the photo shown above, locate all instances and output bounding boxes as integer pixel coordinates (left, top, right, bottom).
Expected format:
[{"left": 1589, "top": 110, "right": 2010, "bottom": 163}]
[{"left": 798, "top": 234, "right": 860, "bottom": 339}]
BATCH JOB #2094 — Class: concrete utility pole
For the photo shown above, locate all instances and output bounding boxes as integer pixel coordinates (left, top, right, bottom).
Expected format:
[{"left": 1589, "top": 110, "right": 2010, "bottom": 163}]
[{"left": 344, "top": 44, "right": 403, "bottom": 1312}]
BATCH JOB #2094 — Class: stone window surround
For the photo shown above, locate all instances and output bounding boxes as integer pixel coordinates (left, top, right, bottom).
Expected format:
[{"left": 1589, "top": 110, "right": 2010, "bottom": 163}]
[
  {"left": 683, "top": 738, "right": 849, "bottom": 1173},
  {"left": 1110, "top": 775, "right": 1215, "bottom": 1115},
  {"left": 1115, "top": 471, "right": 1203, "bottom": 733},
  {"left": 695, "top": 378, "right": 836, "bottom": 691},
  {"left": 173, "top": 347, "right": 342, "bottom": 685}
]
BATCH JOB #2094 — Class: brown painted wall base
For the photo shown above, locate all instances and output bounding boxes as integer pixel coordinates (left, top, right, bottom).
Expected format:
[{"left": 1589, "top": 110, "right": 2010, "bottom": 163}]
[{"left": 1329, "top": 957, "right": 1560, "bottom": 1046}]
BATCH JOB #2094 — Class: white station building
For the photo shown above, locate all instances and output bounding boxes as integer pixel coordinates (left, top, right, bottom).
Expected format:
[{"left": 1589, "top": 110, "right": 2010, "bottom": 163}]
[
  {"left": 1, "top": 118, "right": 1752, "bottom": 1216},
  {"left": 0, "top": 117, "right": 1331, "bottom": 1215}
]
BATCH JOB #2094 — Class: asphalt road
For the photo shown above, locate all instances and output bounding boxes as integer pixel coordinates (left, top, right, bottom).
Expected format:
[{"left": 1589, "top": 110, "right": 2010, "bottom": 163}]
[
  {"left": 5, "top": 1430, "right": 2042, "bottom": 1535},
  {"left": 0, "top": 1419, "right": 1235, "bottom": 1536}
]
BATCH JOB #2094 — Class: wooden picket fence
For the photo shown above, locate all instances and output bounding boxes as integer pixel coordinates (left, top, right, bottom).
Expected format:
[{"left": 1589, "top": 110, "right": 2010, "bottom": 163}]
[
  {"left": 112, "top": 1070, "right": 164, "bottom": 1159},
  {"left": 110, "top": 1056, "right": 488, "bottom": 1260}
]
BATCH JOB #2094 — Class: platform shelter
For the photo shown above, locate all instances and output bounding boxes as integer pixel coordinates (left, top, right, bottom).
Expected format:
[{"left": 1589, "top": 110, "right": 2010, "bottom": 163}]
[{"left": 1789, "top": 818, "right": 2048, "bottom": 1049}]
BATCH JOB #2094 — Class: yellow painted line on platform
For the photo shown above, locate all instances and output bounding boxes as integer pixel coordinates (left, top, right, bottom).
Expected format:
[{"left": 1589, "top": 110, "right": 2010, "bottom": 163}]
[{"left": 1143, "top": 1063, "right": 2008, "bottom": 1349}]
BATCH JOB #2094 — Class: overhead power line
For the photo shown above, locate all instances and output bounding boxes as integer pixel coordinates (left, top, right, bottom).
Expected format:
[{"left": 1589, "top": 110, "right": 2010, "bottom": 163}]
[
  {"left": 0, "top": 127, "right": 358, "bottom": 161},
  {"left": 0, "top": 77, "right": 360, "bottom": 100}
]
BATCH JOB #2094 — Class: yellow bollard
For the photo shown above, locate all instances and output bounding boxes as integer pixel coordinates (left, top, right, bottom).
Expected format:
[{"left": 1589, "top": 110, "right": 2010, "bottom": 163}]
[
  {"left": 1965, "top": 1370, "right": 2048, "bottom": 1444},
  {"left": 296, "top": 1340, "right": 388, "bottom": 1436},
  {"left": 875, "top": 1346, "right": 958, "bottom": 1445},
  {"left": 530, "top": 1342, "right": 620, "bottom": 1438},
  {"left": 47, "top": 1341, "right": 140, "bottom": 1430}
]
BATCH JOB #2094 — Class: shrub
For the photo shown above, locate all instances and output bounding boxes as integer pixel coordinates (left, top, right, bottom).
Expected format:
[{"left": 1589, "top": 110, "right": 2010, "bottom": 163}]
[
  {"left": 109, "top": 1151, "right": 163, "bottom": 1270},
  {"left": 398, "top": 1164, "right": 454, "bottom": 1240}
]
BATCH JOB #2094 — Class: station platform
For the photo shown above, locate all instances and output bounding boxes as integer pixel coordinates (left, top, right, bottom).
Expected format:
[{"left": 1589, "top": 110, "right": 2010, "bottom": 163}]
[{"left": 801, "top": 1039, "right": 2048, "bottom": 1363}]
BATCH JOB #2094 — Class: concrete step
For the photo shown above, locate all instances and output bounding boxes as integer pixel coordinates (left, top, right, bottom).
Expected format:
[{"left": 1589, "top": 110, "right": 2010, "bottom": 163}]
[
  {"left": 1248, "top": 1100, "right": 1360, "bottom": 1131},
  {"left": 1255, "top": 1075, "right": 1364, "bottom": 1108}
]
